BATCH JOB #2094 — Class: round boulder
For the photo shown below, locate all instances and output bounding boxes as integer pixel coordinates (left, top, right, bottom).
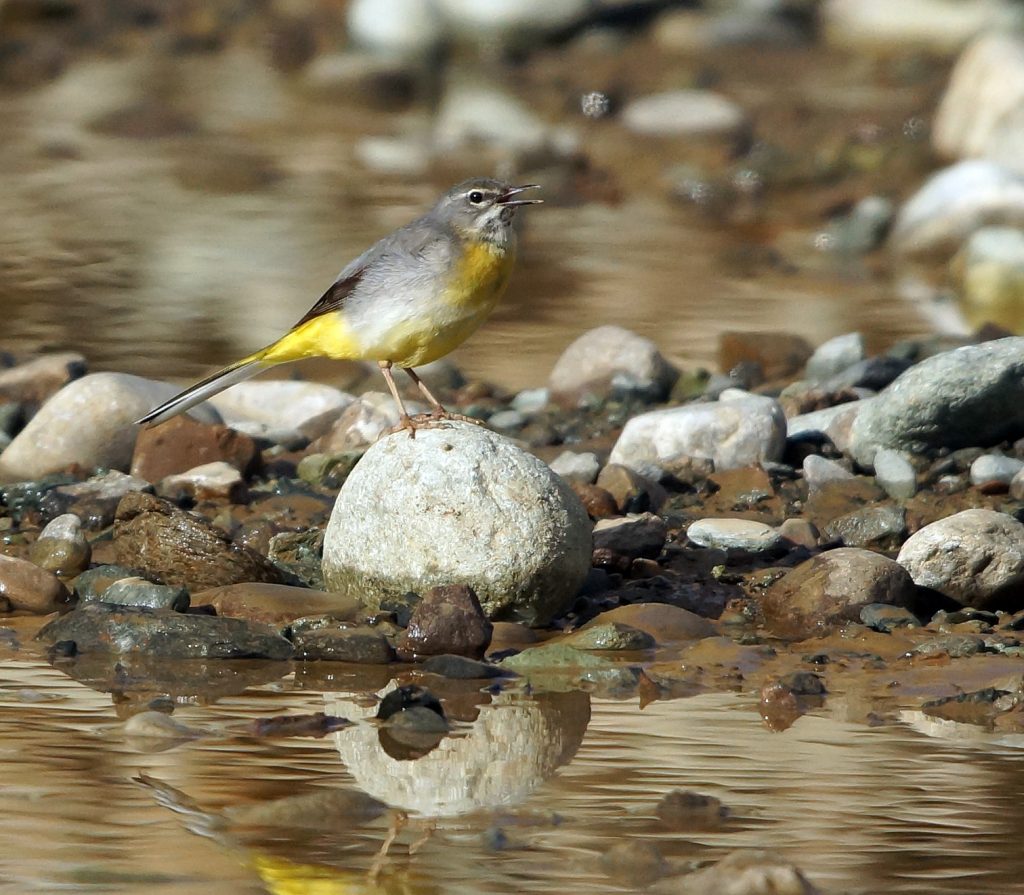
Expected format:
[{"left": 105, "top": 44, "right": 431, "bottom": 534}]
[
  {"left": 896, "top": 508, "right": 1024, "bottom": 608},
  {"left": 321, "top": 421, "right": 591, "bottom": 625}
]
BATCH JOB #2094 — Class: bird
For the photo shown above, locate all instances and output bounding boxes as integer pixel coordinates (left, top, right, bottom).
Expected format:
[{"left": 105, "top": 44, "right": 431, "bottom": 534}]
[{"left": 136, "top": 177, "right": 542, "bottom": 434}]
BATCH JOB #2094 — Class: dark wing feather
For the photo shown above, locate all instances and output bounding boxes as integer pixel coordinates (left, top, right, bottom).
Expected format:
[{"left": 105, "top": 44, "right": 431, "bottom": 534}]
[{"left": 291, "top": 266, "right": 366, "bottom": 329}]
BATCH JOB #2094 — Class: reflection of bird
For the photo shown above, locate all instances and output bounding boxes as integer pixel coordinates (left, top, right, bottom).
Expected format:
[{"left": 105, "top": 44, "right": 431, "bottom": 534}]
[{"left": 137, "top": 178, "right": 541, "bottom": 434}]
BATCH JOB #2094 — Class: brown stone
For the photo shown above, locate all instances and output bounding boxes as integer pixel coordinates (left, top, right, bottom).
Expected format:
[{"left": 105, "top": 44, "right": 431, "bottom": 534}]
[
  {"left": 760, "top": 547, "right": 917, "bottom": 640},
  {"left": 596, "top": 463, "right": 667, "bottom": 514},
  {"left": 0, "top": 352, "right": 86, "bottom": 407},
  {"left": 718, "top": 331, "right": 813, "bottom": 380},
  {"left": 113, "top": 492, "right": 283, "bottom": 592},
  {"left": 396, "top": 583, "right": 493, "bottom": 661},
  {"left": 130, "top": 415, "right": 259, "bottom": 483},
  {"left": 570, "top": 481, "right": 619, "bottom": 519},
  {"left": 0, "top": 553, "right": 71, "bottom": 614},
  {"left": 195, "top": 582, "right": 359, "bottom": 626},
  {"left": 583, "top": 603, "right": 715, "bottom": 642}
]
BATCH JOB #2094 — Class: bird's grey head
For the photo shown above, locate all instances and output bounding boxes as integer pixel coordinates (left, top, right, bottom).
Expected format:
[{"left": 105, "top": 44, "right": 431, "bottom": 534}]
[{"left": 434, "top": 178, "right": 542, "bottom": 246}]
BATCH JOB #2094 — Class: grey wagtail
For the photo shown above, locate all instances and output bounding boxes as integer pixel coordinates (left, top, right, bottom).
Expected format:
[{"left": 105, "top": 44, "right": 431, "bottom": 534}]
[{"left": 137, "top": 177, "right": 542, "bottom": 433}]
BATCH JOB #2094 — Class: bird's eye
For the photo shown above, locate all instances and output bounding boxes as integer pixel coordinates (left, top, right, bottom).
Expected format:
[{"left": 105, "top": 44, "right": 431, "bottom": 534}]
[{"left": 468, "top": 190, "right": 485, "bottom": 204}]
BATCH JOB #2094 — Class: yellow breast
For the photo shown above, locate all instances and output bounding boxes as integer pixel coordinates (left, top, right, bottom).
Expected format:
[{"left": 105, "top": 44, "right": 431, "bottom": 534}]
[{"left": 443, "top": 240, "right": 514, "bottom": 309}]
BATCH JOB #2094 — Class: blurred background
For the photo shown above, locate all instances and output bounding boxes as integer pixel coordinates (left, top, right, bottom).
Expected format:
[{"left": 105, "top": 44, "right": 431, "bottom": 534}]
[{"left": 1, "top": 0, "right": 1022, "bottom": 390}]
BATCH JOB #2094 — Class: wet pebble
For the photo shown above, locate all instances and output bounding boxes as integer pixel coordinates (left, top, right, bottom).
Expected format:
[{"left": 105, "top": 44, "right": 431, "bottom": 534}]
[
  {"left": 296, "top": 450, "right": 363, "bottom": 489},
  {"left": 36, "top": 603, "right": 293, "bottom": 659},
  {"left": 622, "top": 89, "right": 746, "bottom": 138},
  {"left": 548, "top": 325, "right": 678, "bottom": 406},
  {"left": 969, "top": 453, "right": 1024, "bottom": 489},
  {"left": 93, "top": 577, "right": 190, "bottom": 612},
  {"left": 322, "top": 422, "right": 591, "bottom": 625},
  {"left": 873, "top": 448, "right": 918, "bottom": 499},
  {"left": 686, "top": 517, "right": 782, "bottom": 554},
  {"left": 197, "top": 582, "right": 358, "bottom": 626},
  {"left": 420, "top": 654, "right": 506, "bottom": 679},
  {"left": 564, "top": 622, "right": 655, "bottom": 651},
  {"left": 291, "top": 624, "right": 395, "bottom": 664},
  {"left": 549, "top": 450, "right": 600, "bottom": 485},
  {"left": 609, "top": 393, "right": 786, "bottom": 479},
  {"left": 850, "top": 337, "right": 1024, "bottom": 465},
  {"left": 28, "top": 513, "right": 91, "bottom": 577},
  {"left": 0, "top": 553, "right": 71, "bottom": 614},
  {"left": 761, "top": 547, "right": 917, "bottom": 640},
  {"left": 131, "top": 415, "right": 258, "bottom": 483},
  {"left": 595, "top": 464, "right": 666, "bottom": 514},
  {"left": 396, "top": 583, "right": 493, "bottom": 661},
  {"left": 802, "top": 454, "right": 855, "bottom": 492},
  {"left": 804, "top": 332, "right": 865, "bottom": 382},
  {"left": 158, "top": 461, "right": 246, "bottom": 503},
  {"left": 71, "top": 564, "right": 149, "bottom": 602},
  {"left": 897, "top": 509, "right": 1024, "bottom": 608},
  {"left": 113, "top": 492, "right": 283, "bottom": 591},
  {"left": 123, "top": 711, "right": 206, "bottom": 742},
  {"left": 570, "top": 482, "right": 620, "bottom": 520},
  {"left": 659, "top": 848, "right": 820, "bottom": 895},
  {"left": 822, "top": 505, "right": 907, "bottom": 551},
  {"left": 0, "top": 373, "right": 219, "bottom": 481},
  {"left": 592, "top": 513, "right": 667, "bottom": 560},
  {"left": 860, "top": 603, "right": 921, "bottom": 633}
]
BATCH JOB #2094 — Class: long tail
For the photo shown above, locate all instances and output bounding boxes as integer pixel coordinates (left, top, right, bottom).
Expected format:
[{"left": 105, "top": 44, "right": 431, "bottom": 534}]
[{"left": 136, "top": 352, "right": 270, "bottom": 426}]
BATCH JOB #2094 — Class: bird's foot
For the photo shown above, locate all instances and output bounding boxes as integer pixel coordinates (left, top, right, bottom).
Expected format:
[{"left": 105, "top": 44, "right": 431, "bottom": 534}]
[{"left": 424, "top": 408, "right": 484, "bottom": 426}]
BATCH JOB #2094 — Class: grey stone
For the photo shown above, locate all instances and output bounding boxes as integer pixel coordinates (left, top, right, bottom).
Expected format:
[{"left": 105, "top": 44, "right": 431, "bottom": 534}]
[
  {"left": 549, "top": 451, "right": 600, "bottom": 485},
  {"left": 592, "top": 513, "right": 667, "bottom": 559},
  {"left": 511, "top": 388, "right": 549, "bottom": 414},
  {"left": 35, "top": 603, "right": 293, "bottom": 659},
  {"left": 0, "top": 374, "right": 219, "bottom": 482},
  {"left": 436, "top": 0, "right": 590, "bottom": 46},
  {"left": 548, "top": 325, "right": 678, "bottom": 404},
  {"left": 1012, "top": 467, "right": 1024, "bottom": 499},
  {"left": 802, "top": 454, "right": 854, "bottom": 492},
  {"left": 860, "top": 603, "right": 921, "bottom": 633},
  {"left": 970, "top": 453, "right": 1024, "bottom": 487},
  {"left": 805, "top": 333, "right": 865, "bottom": 382},
  {"left": 210, "top": 380, "right": 356, "bottom": 444},
  {"left": 609, "top": 393, "right": 786, "bottom": 479},
  {"left": 71, "top": 564, "right": 150, "bottom": 603},
  {"left": 686, "top": 518, "right": 782, "bottom": 553},
  {"left": 664, "top": 848, "right": 821, "bottom": 894},
  {"left": 822, "top": 356, "right": 911, "bottom": 393},
  {"left": 348, "top": 0, "right": 445, "bottom": 58},
  {"left": 890, "top": 160, "right": 1024, "bottom": 256},
  {"left": 93, "top": 577, "right": 190, "bottom": 612},
  {"left": 897, "top": 509, "right": 1024, "bottom": 608},
  {"left": 621, "top": 90, "right": 746, "bottom": 138},
  {"left": 322, "top": 421, "right": 591, "bottom": 626},
  {"left": 850, "top": 337, "right": 1024, "bottom": 466},
  {"left": 873, "top": 448, "right": 918, "bottom": 499},
  {"left": 487, "top": 410, "right": 525, "bottom": 431},
  {"left": 786, "top": 399, "right": 870, "bottom": 454},
  {"left": 826, "top": 196, "right": 895, "bottom": 256},
  {"left": 934, "top": 33, "right": 1024, "bottom": 176},
  {"left": 822, "top": 505, "right": 908, "bottom": 551},
  {"left": 563, "top": 621, "right": 655, "bottom": 652}
]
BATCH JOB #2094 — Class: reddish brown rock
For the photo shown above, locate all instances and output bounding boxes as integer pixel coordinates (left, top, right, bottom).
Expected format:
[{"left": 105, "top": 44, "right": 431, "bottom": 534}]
[
  {"left": 113, "top": 492, "right": 283, "bottom": 591},
  {"left": 718, "top": 331, "right": 813, "bottom": 380},
  {"left": 0, "top": 352, "right": 86, "bottom": 407},
  {"left": 195, "top": 582, "right": 359, "bottom": 626},
  {"left": 585, "top": 603, "right": 715, "bottom": 643},
  {"left": 396, "top": 584, "right": 493, "bottom": 660},
  {"left": 595, "top": 463, "right": 667, "bottom": 514},
  {"left": 570, "top": 481, "right": 619, "bottom": 519},
  {"left": 0, "top": 553, "right": 72, "bottom": 614},
  {"left": 130, "top": 415, "right": 259, "bottom": 483}
]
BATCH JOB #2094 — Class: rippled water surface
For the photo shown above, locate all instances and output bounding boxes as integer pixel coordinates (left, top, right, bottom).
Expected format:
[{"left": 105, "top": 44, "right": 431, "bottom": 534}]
[{"left": 3, "top": 632, "right": 1024, "bottom": 895}]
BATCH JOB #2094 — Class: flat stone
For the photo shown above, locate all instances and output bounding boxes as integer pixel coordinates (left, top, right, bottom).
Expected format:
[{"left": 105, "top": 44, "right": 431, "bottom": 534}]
[
  {"left": 609, "top": 394, "right": 786, "bottom": 479},
  {"left": 113, "top": 492, "right": 283, "bottom": 591},
  {"left": 563, "top": 622, "right": 655, "bottom": 651},
  {"left": 35, "top": 603, "right": 293, "bottom": 659},
  {"left": 686, "top": 517, "right": 782, "bottom": 553},
  {"left": 622, "top": 89, "right": 746, "bottom": 138},
  {"left": 548, "top": 325, "right": 678, "bottom": 405},
  {"left": 873, "top": 448, "right": 918, "bottom": 499},
  {"left": 897, "top": 509, "right": 1024, "bottom": 608},
  {"left": 209, "top": 380, "right": 355, "bottom": 441},
  {"left": 549, "top": 450, "right": 600, "bottom": 485},
  {"left": 131, "top": 414, "right": 258, "bottom": 483},
  {"left": 196, "top": 582, "right": 359, "bottom": 625},
  {"left": 0, "top": 553, "right": 71, "bottom": 614},
  {"left": 802, "top": 455, "right": 855, "bottom": 492},
  {"left": 760, "top": 547, "right": 917, "bottom": 640},
  {"left": 158, "top": 461, "right": 246, "bottom": 503},
  {"left": 291, "top": 624, "right": 395, "bottom": 664},
  {"left": 420, "top": 654, "right": 506, "bottom": 679},
  {"left": 822, "top": 505, "right": 908, "bottom": 551},
  {"left": 860, "top": 603, "right": 921, "bottom": 633},
  {"left": 91, "top": 577, "right": 190, "bottom": 612},
  {"left": 71, "top": 564, "right": 150, "bottom": 602},
  {"left": 396, "top": 583, "right": 493, "bottom": 661},
  {"left": 321, "top": 422, "right": 591, "bottom": 626},
  {"left": 0, "top": 373, "right": 219, "bottom": 482},
  {"left": 850, "top": 337, "right": 1024, "bottom": 465},
  {"left": 592, "top": 513, "right": 667, "bottom": 559}
]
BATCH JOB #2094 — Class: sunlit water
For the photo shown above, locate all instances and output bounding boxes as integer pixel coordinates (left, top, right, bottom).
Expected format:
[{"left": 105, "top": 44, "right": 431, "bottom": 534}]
[{"left": 3, "top": 637, "right": 1024, "bottom": 895}]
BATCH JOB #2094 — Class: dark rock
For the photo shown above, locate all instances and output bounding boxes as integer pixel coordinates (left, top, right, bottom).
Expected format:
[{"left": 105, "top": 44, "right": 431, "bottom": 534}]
[
  {"left": 776, "top": 671, "right": 826, "bottom": 695},
  {"left": 596, "top": 464, "right": 667, "bottom": 514},
  {"left": 267, "top": 528, "right": 325, "bottom": 589},
  {"left": 35, "top": 603, "right": 293, "bottom": 659},
  {"left": 113, "top": 492, "right": 283, "bottom": 591},
  {"left": 760, "top": 548, "right": 917, "bottom": 640},
  {"left": 420, "top": 654, "right": 507, "bottom": 679},
  {"left": 291, "top": 624, "right": 395, "bottom": 664},
  {"left": 861, "top": 602, "right": 921, "bottom": 632},
  {"left": 592, "top": 513, "right": 667, "bottom": 559},
  {"left": 656, "top": 789, "right": 729, "bottom": 831},
  {"left": 563, "top": 622, "right": 656, "bottom": 651},
  {"left": 396, "top": 584, "right": 493, "bottom": 661},
  {"left": 130, "top": 414, "right": 259, "bottom": 482},
  {"left": 72, "top": 564, "right": 151, "bottom": 602},
  {"left": 569, "top": 481, "right": 620, "bottom": 519},
  {"left": 89, "top": 577, "right": 190, "bottom": 612}
]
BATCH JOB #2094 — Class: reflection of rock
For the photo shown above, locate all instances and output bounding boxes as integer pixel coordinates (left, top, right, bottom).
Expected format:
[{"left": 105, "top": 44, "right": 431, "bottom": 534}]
[{"left": 328, "top": 688, "right": 590, "bottom": 817}]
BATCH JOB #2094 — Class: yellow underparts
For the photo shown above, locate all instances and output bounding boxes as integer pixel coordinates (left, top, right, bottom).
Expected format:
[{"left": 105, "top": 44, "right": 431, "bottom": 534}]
[{"left": 257, "top": 313, "right": 361, "bottom": 364}]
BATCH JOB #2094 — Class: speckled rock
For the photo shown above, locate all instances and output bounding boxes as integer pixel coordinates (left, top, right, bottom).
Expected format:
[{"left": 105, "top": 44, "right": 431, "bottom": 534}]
[
  {"left": 113, "top": 492, "right": 283, "bottom": 591},
  {"left": 563, "top": 622, "right": 655, "bottom": 651},
  {"left": 291, "top": 624, "right": 395, "bottom": 664},
  {"left": 761, "top": 548, "right": 917, "bottom": 640},
  {"left": 595, "top": 464, "right": 667, "bottom": 514},
  {"left": 0, "top": 553, "right": 71, "bottom": 614},
  {"left": 896, "top": 509, "right": 1024, "bottom": 608},
  {"left": 322, "top": 421, "right": 591, "bottom": 625},
  {"left": 850, "top": 338, "right": 1024, "bottom": 466},
  {"left": 549, "top": 450, "right": 600, "bottom": 485},
  {"left": 0, "top": 373, "right": 219, "bottom": 482},
  {"left": 28, "top": 513, "right": 90, "bottom": 577},
  {"left": 609, "top": 393, "right": 786, "bottom": 479},
  {"left": 822, "top": 505, "right": 908, "bottom": 551},
  {"left": 802, "top": 455, "right": 855, "bottom": 492},
  {"left": 548, "top": 325, "right": 678, "bottom": 405},
  {"left": 686, "top": 518, "right": 783, "bottom": 553},
  {"left": 396, "top": 583, "right": 493, "bottom": 660}
]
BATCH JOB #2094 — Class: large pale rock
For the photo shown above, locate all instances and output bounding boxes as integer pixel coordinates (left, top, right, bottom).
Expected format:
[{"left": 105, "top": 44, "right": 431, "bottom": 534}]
[
  {"left": 322, "top": 421, "right": 591, "bottom": 625},
  {"left": 849, "top": 337, "right": 1024, "bottom": 466},
  {"left": 0, "top": 374, "right": 219, "bottom": 482},
  {"left": 622, "top": 90, "right": 746, "bottom": 138},
  {"left": 609, "top": 393, "right": 786, "bottom": 479},
  {"left": 548, "top": 325, "right": 678, "bottom": 404},
  {"left": 209, "top": 380, "right": 355, "bottom": 442},
  {"left": 347, "top": 0, "right": 446, "bottom": 58},
  {"left": 890, "top": 160, "right": 1024, "bottom": 256},
  {"left": 934, "top": 33, "right": 1024, "bottom": 174},
  {"left": 896, "top": 509, "right": 1024, "bottom": 608}
]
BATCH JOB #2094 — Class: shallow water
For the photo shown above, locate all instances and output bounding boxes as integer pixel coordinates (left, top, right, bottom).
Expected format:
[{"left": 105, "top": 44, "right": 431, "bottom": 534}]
[{"left": 3, "top": 634, "right": 1024, "bottom": 895}]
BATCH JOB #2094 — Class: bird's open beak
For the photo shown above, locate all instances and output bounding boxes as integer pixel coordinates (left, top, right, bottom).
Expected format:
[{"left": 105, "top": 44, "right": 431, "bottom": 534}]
[{"left": 496, "top": 184, "right": 543, "bottom": 206}]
